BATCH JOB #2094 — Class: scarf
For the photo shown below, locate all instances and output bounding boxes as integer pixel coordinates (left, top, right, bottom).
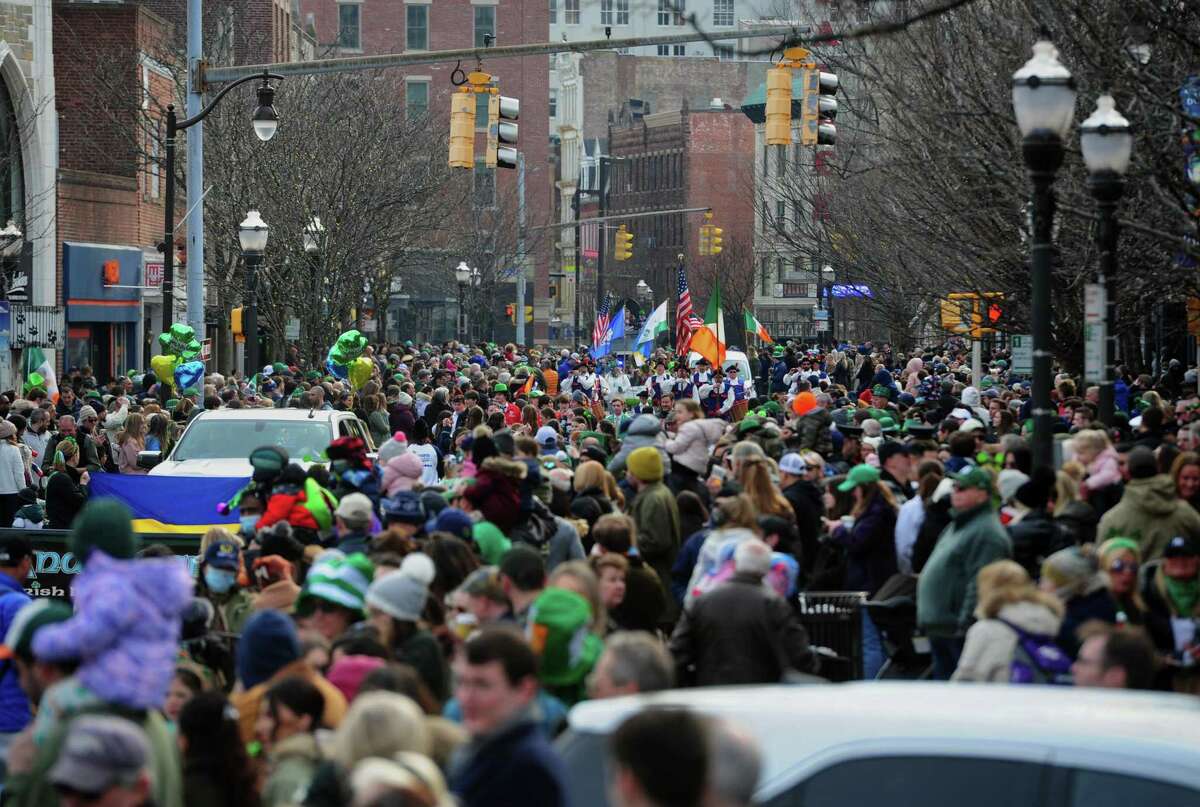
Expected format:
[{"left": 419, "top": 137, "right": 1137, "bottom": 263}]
[{"left": 1164, "top": 575, "right": 1200, "bottom": 617}]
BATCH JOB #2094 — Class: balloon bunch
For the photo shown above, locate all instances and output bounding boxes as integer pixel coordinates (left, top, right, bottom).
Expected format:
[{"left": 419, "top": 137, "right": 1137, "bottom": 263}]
[
  {"left": 152, "top": 323, "right": 205, "bottom": 393},
  {"left": 325, "top": 329, "right": 372, "bottom": 390}
]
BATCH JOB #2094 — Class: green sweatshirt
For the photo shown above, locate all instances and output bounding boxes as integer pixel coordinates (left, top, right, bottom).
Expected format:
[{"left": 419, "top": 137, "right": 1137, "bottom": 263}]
[{"left": 917, "top": 502, "right": 1012, "bottom": 636}]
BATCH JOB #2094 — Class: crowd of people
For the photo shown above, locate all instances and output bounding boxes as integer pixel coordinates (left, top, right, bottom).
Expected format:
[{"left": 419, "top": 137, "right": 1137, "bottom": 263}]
[{"left": 0, "top": 337, "right": 1196, "bottom": 805}]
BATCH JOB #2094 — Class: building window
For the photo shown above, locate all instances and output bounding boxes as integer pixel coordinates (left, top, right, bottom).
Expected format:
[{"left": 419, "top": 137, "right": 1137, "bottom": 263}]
[
  {"left": 657, "top": 45, "right": 669, "bottom": 56},
  {"left": 776, "top": 257, "right": 784, "bottom": 283},
  {"left": 673, "top": 44, "right": 685, "bottom": 55},
  {"left": 337, "top": 2, "right": 361, "bottom": 49},
  {"left": 616, "top": 0, "right": 629, "bottom": 24},
  {"left": 601, "top": 0, "right": 613, "bottom": 25},
  {"left": 406, "top": 5, "right": 428, "bottom": 50},
  {"left": 405, "top": 81, "right": 429, "bottom": 120},
  {"left": 715, "top": 45, "right": 734, "bottom": 60},
  {"left": 549, "top": 89, "right": 557, "bottom": 119},
  {"left": 474, "top": 6, "right": 495, "bottom": 48},
  {"left": 712, "top": 0, "right": 734, "bottom": 26},
  {"left": 564, "top": 0, "right": 580, "bottom": 25},
  {"left": 777, "top": 144, "right": 787, "bottom": 175},
  {"left": 474, "top": 160, "right": 495, "bottom": 209},
  {"left": 549, "top": 0, "right": 556, "bottom": 24},
  {"left": 776, "top": 200, "right": 786, "bottom": 230},
  {"left": 760, "top": 257, "right": 770, "bottom": 296},
  {"left": 658, "top": 0, "right": 683, "bottom": 26}
]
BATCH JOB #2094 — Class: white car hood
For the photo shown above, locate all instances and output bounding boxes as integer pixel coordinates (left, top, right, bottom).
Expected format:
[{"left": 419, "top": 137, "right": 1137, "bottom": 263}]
[{"left": 149, "top": 458, "right": 253, "bottom": 478}]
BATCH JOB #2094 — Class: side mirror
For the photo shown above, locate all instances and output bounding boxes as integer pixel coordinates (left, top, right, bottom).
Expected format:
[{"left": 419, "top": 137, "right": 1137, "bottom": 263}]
[{"left": 136, "top": 450, "right": 162, "bottom": 470}]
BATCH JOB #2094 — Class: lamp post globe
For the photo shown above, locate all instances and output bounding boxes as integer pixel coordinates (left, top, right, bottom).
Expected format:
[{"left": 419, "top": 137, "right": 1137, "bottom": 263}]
[
  {"left": 238, "top": 209, "right": 269, "bottom": 253},
  {"left": 303, "top": 217, "right": 324, "bottom": 255},
  {"left": 455, "top": 261, "right": 471, "bottom": 286},
  {"left": 239, "top": 209, "right": 268, "bottom": 379},
  {"left": 252, "top": 78, "right": 280, "bottom": 142},
  {"left": 1080, "top": 95, "right": 1133, "bottom": 176},
  {"left": 1012, "top": 41, "right": 1077, "bottom": 141}
]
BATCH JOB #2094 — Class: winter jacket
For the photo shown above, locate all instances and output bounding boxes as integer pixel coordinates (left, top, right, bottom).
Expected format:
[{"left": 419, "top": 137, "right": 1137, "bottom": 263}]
[
  {"left": 1083, "top": 447, "right": 1122, "bottom": 493},
  {"left": 663, "top": 417, "right": 724, "bottom": 476},
  {"left": 388, "top": 403, "right": 417, "bottom": 438},
  {"left": 1096, "top": 474, "right": 1200, "bottom": 561},
  {"left": 831, "top": 494, "right": 899, "bottom": 597},
  {"left": 263, "top": 733, "right": 322, "bottom": 807},
  {"left": 449, "top": 713, "right": 570, "bottom": 807},
  {"left": 0, "top": 571, "right": 30, "bottom": 732},
  {"left": 396, "top": 629, "right": 450, "bottom": 704},
  {"left": 630, "top": 480, "right": 681, "bottom": 620},
  {"left": 607, "top": 414, "right": 671, "bottom": 478},
  {"left": 669, "top": 571, "right": 816, "bottom": 686},
  {"left": 0, "top": 441, "right": 24, "bottom": 494},
  {"left": 796, "top": 407, "right": 833, "bottom": 457},
  {"left": 259, "top": 485, "right": 323, "bottom": 533},
  {"left": 951, "top": 599, "right": 1063, "bottom": 683},
  {"left": 913, "top": 484, "right": 954, "bottom": 573},
  {"left": 1007, "top": 508, "right": 1073, "bottom": 579},
  {"left": 917, "top": 502, "right": 1012, "bottom": 637},
  {"left": 1055, "top": 500, "right": 1098, "bottom": 547},
  {"left": 233, "top": 659, "right": 347, "bottom": 744},
  {"left": 782, "top": 479, "right": 823, "bottom": 577},
  {"left": 610, "top": 554, "right": 666, "bottom": 633},
  {"left": 209, "top": 589, "right": 255, "bottom": 636},
  {"left": 1140, "top": 562, "right": 1198, "bottom": 659},
  {"left": 32, "top": 551, "right": 193, "bottom": 710},
  {"left": 1058, "top": 588, "right": 1118, "bottom": 659}
]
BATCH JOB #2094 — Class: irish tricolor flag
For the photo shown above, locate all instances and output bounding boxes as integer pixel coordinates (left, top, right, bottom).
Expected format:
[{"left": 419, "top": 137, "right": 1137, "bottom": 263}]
[
  {"left": 689, "top": 280, "right": 727, "bottom": 367},
  {"left": 745, "top": 310, "right": 773, "bottom": 344},
  {"left": 24, "top": 347, "right": 58, "bottom": 402}
]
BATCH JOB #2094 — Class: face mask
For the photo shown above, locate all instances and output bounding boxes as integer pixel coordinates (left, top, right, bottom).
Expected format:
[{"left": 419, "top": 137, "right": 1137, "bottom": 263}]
[
  {"left": 239, "top": 515, "right": 259, "bottom": 535},
  {"left": 204, "top": 567, "right": 237, "bottom": 594}
]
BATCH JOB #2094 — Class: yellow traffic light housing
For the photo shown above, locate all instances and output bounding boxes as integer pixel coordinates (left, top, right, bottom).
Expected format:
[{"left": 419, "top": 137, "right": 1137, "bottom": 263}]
[
  {"left": 449, "top": 89, "right": 475, "bottom": 168},
  {"left": 710, "top": 226, "right": 723, "bottom": 255},
  {"left": 231, "top": 307, "right": 243, "bottom": 336},
  {"left": 614, "top": 225, "right": 633, "bottom": 261},
  {"left": 699, "top": 224, "right": 712, "bottom": 255},
  {"left": 765, "top": 66, "right": 793, "bottom": 146}
]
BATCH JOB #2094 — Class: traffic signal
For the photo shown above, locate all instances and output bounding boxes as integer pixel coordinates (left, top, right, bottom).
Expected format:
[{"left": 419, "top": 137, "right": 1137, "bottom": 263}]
[
  {"left": 699, "top": 224, "right": 711, "bottom": 255},
  {"left": 486, "top": 91, "right": 520, "bottom": 170},
  {"left": 699, "top": 211, "right": 724, "bottom": 256},
  {"left": 765, "top": 65, "right": 792, "bottom": 146},
  {"left": 614, "top": 225, "right": 633, "bottom": 261},
  {"left": 231, "top": 307, "right": 243, "bottom": 336},
  {"left": 816, "top": 71, "right": 838, "bottom": 146},
  {"left": 449, "top": 88, "right": 475, "bottom": 168},
  {"left": 710, "top": 226, "right": 723, "bottom": 255},
  {"left": 506, "top": 303, "right": 515, "bottom": 323}
]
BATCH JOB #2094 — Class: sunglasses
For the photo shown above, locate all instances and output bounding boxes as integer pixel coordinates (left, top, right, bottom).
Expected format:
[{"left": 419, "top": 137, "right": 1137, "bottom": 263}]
[{"left": 1108, "top": 559, "right": 1138, "bottom": 574}]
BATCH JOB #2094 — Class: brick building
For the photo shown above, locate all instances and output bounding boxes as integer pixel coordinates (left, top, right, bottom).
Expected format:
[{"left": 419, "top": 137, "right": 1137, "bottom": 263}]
[
  {"left": 606, "top": 105, "right": 754, "bottom": 320},
  {"left": 140, "top": 0, "right": 310, "bottom": 66},
  {"left": 297, "top": 0, "right": 552, "bottom": 342}
]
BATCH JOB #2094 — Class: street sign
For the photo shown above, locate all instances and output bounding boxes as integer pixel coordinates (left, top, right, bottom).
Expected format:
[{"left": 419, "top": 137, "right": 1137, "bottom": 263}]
[
  {"left": 361, "top": 316, "right": 377, "bottom": 334},
  {"left": 815, "top": 320, "right": 829, "bottom": 332},
  {"left": 1084, "top": 283, "right": 1106, "bottom": 384},
  {"left": 144, "top": 262, "right": 164, "bottom": 288},
  {"left": 285, "top": 318, "right": 301, "bottom": 340},
  {"left": 1010, "top": 334, "right": 1033, "bottom": 374},
  {"left": 199, "top": 338, "right": 212, "bottom": 363}
]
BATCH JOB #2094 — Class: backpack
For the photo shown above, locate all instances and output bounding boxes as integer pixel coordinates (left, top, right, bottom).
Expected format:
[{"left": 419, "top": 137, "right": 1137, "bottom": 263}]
[{"left": 998, "top": 618, "right": 1073, "bottom": 685}]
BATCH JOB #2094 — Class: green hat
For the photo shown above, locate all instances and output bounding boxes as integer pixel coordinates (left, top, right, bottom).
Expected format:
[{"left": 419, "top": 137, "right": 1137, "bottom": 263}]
[
  {"left": 0, "top": 600, "right": 74, "bottom": 661},
  {"left": 295, "top": 552, "right": 375, "bottom": 618},
  {"left": 949, "top": 465, "right": 994, "bottom": 492},
  {"left": 761, "top": 400, "right": 783, "bottom": 415},
  {"left": 273, "top": 362, "right": 288, "bottom": 374},
  {"left": 624, "top": 397, "right": 638, "bottom": 407},
  {"left": 70, "top": 499, "right": 138, "bottom": 562},
  {"left": 306, "top": 371, "right": 321, "bottom": 381},
  {"left": 183, "top": 387, "right": 199, "bottom": 397},
  {"left": 165, "top": 399, "right": 179, "bottom": 410},
  {"left": 980, "top": 377, "right": 995, "bottom": 390},
  {"left": 994, "top": 359, "right": 1008, "bottom": 369},
  {"left": 526, "top": 588, "right": 604, "bottom": 687},
  {"left": 837, "top": 464, "right": 881, "bottom": 492},
  {"left": 878, "top": 416, "right": 898, "bottom": 433},
  {"left": 871, "top": 384, "right": 892, "bottom": 399},
  {"left": 493, "top": 383, "right": 509, "bottom": 393},
  {"left": 84, "top": 390, "right": 102, "bottom": 401},
  {"left": 737, "top": 416, "right": 763, "bottom": 434},
  {"left": 773, "top": 346, "right": 785, "bottom": 356}
]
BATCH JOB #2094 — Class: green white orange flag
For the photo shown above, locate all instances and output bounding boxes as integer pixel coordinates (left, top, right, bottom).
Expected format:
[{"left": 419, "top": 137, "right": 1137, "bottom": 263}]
[
  {"left": 744, "top": 310, "right": 773, "bottom": 343},
  {"left": 24, "top": 347, "right": 58, "bottom": 402},
  {"left": 690, "top": 280, "right": 727, "bottom": 367}
]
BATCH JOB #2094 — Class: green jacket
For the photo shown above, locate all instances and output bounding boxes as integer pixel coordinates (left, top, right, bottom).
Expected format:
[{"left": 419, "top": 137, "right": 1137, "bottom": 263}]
[
  {"left": 630, "top": 481, "right": 681, "bottom": 620},
  {"left": 917, "top": 502, "right": 1011, "bottom": 636},
  {"left": 213, "top": 589, "right": 255, "bottom": 636},
  {"left": 7, "top": 677, "right": 183, "bottom": 807},
  {"left": 262, "top": 733, "right": 322, "bottom": 807},
  {"left": 1097, "top": 474, "right": 1200, "bottom": 561}
]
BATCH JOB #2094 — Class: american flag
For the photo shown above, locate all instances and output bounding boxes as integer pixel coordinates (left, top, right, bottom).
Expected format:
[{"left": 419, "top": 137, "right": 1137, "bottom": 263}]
[
  {"left": 676, "top": 265, "right": 702, "bottom": 354},
  {"left": 593, "top": 292, "right": 612, "bottom": 350}
]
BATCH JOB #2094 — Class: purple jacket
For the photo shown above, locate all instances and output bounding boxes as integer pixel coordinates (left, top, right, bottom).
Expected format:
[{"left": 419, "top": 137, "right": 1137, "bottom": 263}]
[{"left": 31, "top": 551, "right": 194, "bottom": 710}]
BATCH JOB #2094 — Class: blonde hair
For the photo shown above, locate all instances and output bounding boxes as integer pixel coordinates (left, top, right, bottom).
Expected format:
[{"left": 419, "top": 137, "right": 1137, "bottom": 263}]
[
  {"left": 1052, "top": 470, "right": 1080, "bottom": 517},
  {"left": 573, "top": 460, "right": 625, "bottom": 509},
  {"left": 200, "top": 526, "right": 241, "bottom": 557},
  {"left": 714, "top": 494, "right": 760, "bottom": 532},
  {"left": 330, "top": 692, "right": 430, "bottom": 768},
  {"left": 975, "top": 560, "right": 1064, "bottom": 620},
  {"left": 1071, "top": 428, "right": 1110, "bottom": 457},
  {"left": 739, "top": 458, "right": 794, "bottom": 520},
  {"left": 53, "top": 438, "right": 78, "bottom": 471},
  {"left": 675, "top": 399, "right": 702, "bottom": 419},
  {"left": 548, "top": 560, "right": 606, "bottom": 635},
  {"left": 117, "top": 412, "right": 146, "bottom": 446}
]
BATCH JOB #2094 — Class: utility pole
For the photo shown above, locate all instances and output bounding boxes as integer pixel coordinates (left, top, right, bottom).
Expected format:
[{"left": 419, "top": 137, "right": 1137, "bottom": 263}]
[
  {"left": 516, "top": 152, "right": 527, "bottom": 346},
  {"left": 596, "top": 156, "right": 609, "bottom": 304},
  {"left": 185, "top": 0, "right": 204, "bottom": 339},
  {"left": 572, "top": 187, "right": 582, "bottom": 346}
]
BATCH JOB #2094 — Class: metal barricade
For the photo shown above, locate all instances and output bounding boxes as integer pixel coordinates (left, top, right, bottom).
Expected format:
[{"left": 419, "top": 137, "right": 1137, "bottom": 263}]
[{"left": 796, "top": 590, "right": 866, "bottom": 682}]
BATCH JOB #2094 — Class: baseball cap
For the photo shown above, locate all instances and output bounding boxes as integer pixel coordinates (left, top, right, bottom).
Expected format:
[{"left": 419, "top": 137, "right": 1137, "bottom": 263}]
[
  {"left": 335, "top": 492, "right": 374, "bottom": 525},
  {"left": 459, "top": 567, "right": 507, "bottom": 603},
  {"left": 837, "top": 464, "right": 881, "bottom": 492},
  {"left": 958, "top": 418, "right": 986, "bottom": 433},
  {"left": 48, "top": 715, "right": 150, "bottom": 794},
  {"left": 0, "top": 535, "right": 31, "bottom": 566},
  {"left": 1164, "top": 535, "right": 1200, "bottom": 558},
  {"left": 381, "top": 491, "right": 425, "bottom": 524},
  {"left": 0, "top": 599, "right": 73, "bottom": 660},
  {"left": 535, "top": 426, "right": 558, "bottom": 448},
  {"left": 949, "top": 465, "right": 993, "bottom": 492},
  {"left": 778, "top": 453, "right": 806, "bottom": 476},
  {"left": 203, "top": 539, "right": 240, "bottom": 571}
]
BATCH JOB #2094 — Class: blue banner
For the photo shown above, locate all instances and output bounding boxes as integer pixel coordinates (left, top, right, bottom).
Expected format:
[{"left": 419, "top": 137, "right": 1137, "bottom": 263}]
[{"left": 89, "top": 474, "right": 250, "bottom": 533}]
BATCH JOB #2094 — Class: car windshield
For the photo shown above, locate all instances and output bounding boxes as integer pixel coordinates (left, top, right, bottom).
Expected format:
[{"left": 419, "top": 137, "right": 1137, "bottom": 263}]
[{"left": 170, "top": 419, "right": 333, "bottom": 461}]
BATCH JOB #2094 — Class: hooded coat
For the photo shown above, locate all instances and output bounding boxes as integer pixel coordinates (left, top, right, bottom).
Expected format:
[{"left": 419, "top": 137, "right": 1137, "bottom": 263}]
[
  {"left": 1096, "top": 475, "right": 1200, "bottom": 561},
  {"left": 31, "top": 551, "right": 194, "bottom": 710},
  {"left": 664, "top": 417, "right": 725, "bottom": 476},
  {"left": 951, "top": 599, "right": 1063, "bottom": 683},
  {"left": 607, "top": 414, "right": 670, "bottom": 477}
]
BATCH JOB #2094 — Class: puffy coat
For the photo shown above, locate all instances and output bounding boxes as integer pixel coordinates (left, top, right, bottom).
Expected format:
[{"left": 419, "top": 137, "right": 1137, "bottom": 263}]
[
  {"left": 32, "top": 551, "right": 194, "bottom": 710},
  {"left": 917, "top": 502, "right": 1012, "bottom": 637},
  {"left": 951, "top": 599, "right": 1063, "bottom": 683},
  {"left": 664, "top": 417, "right": 724, "bottom": 476},
  {"left": 830, "top": 493, "right": 899, "bottom": 597},
  {"left": 1096, "top": 474, "right": 1200, "bottom": 561},
  {"left": 608, "top": 414, "right": 670, "bottom": 477}
]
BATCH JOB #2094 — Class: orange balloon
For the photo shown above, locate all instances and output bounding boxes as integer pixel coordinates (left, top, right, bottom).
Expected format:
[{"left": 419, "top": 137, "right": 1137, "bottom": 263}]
[{"left": 792, "top": 391, "right": 817, "bottom": 416}]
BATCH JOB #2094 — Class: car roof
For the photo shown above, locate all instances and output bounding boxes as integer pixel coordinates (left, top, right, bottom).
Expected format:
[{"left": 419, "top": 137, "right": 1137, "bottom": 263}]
[
  {"left": 567, "top": 683, "right": 1200, "bottom": 794},
  {"left": 188, "top": 408, "right": 349, "bottom": 422}
]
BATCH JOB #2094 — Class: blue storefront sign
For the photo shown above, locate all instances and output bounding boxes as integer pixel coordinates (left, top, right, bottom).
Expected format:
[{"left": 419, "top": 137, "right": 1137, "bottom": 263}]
[{"left": 62, "top": 243, "right": 144, "bottom": 377}]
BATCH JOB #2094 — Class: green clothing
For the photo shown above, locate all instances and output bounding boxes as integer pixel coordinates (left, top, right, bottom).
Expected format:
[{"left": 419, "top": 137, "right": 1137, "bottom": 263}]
[
  {"left": 629, "top": 481, "right": 681, "bottom": 621},
  {"left": 1096, "top": 474, "right": 1200, "bottom": 561},
  {"left": 213, "top": 589, "right": 255, "bottom": 636},
  {"left": 367, "top": 411, "right": 392, "bottom": 447},
  {"left": 7, "top": 677, "right": 183, "bottom": 807},
  {"left": 396, "top": 629, "right": 450, "bottom": 704},
  {"left": 472, "top": 521, "right": 512, "bottom": 566},
  {"left": 917, "top": 502, "right": 1012, "bottom": 637},
  {"left": 262, "top": 733, "right": 322, "bottom": 807}
]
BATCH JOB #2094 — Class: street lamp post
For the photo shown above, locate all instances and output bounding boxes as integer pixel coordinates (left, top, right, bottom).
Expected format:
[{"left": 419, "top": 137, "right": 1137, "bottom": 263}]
[
  {"left": 239, "top": 210, "right": 269, "bottom": 379},
  {"left": 161, "top": 71, "right": 281, "bottom": 337},
  {"left": 1012, "top": 39, "right": 1076, "bottom": 470},
  {"left": 455, "top": 261, "right": 470, "bottom": 343},
  {"left": 1080, "top": 95, "right": 1133, "bottom": 428},
  {"left": 303, "top": 217, "right": 325, "bottom": 361}
]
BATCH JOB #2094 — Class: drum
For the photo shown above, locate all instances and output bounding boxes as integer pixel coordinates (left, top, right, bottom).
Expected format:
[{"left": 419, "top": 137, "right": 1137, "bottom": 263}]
[{"left": 730, "top": 399, "right": 749, "bottom": 422}]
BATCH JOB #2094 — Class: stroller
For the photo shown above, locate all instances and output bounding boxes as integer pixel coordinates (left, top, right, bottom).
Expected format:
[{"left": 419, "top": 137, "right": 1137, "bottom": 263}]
[{"left": 865, "top": 574, "right": 933, "bottom": 680}]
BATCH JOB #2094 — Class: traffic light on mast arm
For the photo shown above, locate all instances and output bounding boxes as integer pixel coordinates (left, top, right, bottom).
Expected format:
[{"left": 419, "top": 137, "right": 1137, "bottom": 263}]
[
  {"left": 449, "top": 69, "right": 520, "bottom": 169},
  {"left": 486, "top": 91, "right": 520, "bottom": 169},
  {"left": 764, "top": 46, "right": 838, "bottom": 147},
  {"left": 614, "top": 225, "right": 634, "bottom": 261},
  {"left": 699, "top": 211, "right": 723, "bottom": 256}
]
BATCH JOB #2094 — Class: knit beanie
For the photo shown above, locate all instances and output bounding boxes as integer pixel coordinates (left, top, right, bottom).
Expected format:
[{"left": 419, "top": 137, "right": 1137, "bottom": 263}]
[
  {"left": 377, "top": 433, "right": 410, "bottom": 467},
  {"left": 69, "top": 499, "right": 137, "bottom": 562},
  {"left": 365, "top": 554, "right": 435, "bottom": 622},
  {"left": 236, "top": 609, "right": 301, "bottom": 689},
  {"left": 382, "top": 452, "right": 424, "bottom": 496},
  {"left": 326, "top": 655, "right": 386, "bottom": 703},
  {"left": 626, "top": 446, "right": 663, "bottom": 483},
  {"left": 295, "top": 551, "right": 375, "bottom": 618}
]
